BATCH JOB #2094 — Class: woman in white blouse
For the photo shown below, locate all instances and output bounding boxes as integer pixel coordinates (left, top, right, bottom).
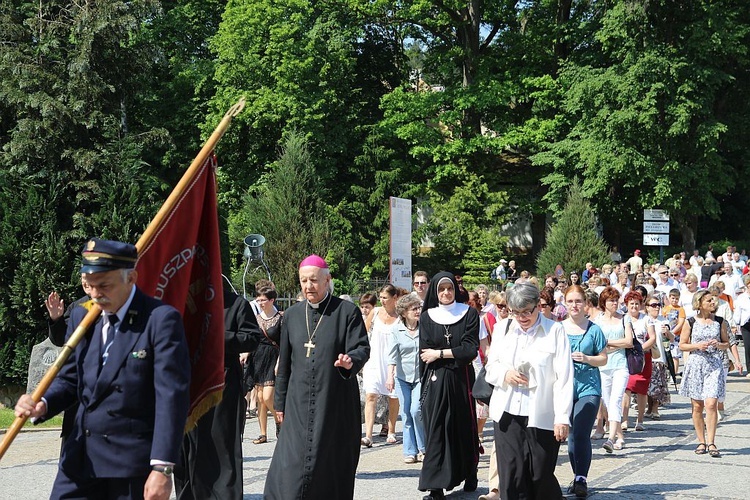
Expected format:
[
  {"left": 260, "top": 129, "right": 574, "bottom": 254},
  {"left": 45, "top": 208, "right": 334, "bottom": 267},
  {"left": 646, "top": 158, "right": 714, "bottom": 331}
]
[{"left": 485, "top": 284, "right": 574, "bottom": 499}]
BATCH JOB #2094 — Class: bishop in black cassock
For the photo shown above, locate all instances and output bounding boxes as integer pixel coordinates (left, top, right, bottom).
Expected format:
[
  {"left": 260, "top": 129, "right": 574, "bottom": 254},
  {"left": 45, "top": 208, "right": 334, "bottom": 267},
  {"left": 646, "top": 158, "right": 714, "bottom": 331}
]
[{"left": 264, "top": 255, "right": 369, "bottom": 499}]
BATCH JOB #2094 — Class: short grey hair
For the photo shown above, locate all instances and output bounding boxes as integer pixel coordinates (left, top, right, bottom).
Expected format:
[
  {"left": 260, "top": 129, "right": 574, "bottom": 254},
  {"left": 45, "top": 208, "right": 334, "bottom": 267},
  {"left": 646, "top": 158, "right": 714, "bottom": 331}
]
[
  {"left": 506, "top": 283, "right": 540, "bottom": 310},
  {"left": 395, "top": 294, "right": 422, "bottom": 320}
]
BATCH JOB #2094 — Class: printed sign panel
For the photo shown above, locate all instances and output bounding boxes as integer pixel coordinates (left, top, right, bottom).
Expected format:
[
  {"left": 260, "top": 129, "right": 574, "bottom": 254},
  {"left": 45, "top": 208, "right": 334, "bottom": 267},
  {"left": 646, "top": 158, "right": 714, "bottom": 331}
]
[
  {"left": 643, "top": 233, "right": 670, "bottom": 246},
  {"left": 643, "top": 209, "right": 670, "bottom": 221},
  {"left": 643, "top": 221, "right": 670, "bottom": 233},
  {"left": 390, "top": 197, "right": 412, "bottom": 290}
]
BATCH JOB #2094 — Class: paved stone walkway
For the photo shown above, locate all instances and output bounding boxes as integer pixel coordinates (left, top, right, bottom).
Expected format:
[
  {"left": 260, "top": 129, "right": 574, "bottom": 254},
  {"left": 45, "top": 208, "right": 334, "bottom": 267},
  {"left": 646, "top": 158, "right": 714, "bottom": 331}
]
[{"left": 2, "top": 368, "right": 749, "bottom": 499}]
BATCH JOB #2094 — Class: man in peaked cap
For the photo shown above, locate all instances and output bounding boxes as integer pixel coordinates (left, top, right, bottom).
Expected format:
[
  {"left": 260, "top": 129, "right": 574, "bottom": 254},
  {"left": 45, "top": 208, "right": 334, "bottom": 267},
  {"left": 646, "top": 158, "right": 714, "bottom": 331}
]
[{"left": 16, "top": 238, "right": 191, "bottom": 500}]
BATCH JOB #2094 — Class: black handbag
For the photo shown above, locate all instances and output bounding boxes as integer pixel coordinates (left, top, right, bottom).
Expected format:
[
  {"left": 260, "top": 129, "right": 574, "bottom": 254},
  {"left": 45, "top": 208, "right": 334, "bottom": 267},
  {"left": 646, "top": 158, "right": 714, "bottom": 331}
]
[
  {"left": 626, "top": 335, "right": 645, "bottom": 375},
  {"left": 472, "top": 319, "right": 511, "bottom": 405},
  {"left": 473, "top": 365, "right": 493, "bottom": 405}
]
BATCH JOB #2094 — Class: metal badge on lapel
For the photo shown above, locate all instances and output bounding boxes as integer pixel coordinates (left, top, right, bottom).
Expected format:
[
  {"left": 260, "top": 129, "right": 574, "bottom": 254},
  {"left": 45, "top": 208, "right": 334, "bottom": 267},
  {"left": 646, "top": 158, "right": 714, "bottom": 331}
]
[
  {"left": 132, "top": 350, "right": 148, "bottom": 359},
  {"left": 127, "top": 310, "right": 139, "bottom": 326}
]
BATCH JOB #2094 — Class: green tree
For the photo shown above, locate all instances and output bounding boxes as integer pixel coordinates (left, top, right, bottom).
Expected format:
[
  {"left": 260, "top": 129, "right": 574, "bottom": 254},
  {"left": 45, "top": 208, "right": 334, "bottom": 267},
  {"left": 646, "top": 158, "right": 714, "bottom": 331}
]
[
  {"left": 534, "top": 1, "right": 750, "bottom": 249},
  {"left": 227, "top": 131, "right": 334, "bottom": 294},
  {"left": 0, "top": 0, "right": 174, "bottom": 383},
  {"left": 207, "top": 0, "right": 405, "bottom": 280},
  {"left": 536, "top": 180, "right": 609, "bottom": 277}
]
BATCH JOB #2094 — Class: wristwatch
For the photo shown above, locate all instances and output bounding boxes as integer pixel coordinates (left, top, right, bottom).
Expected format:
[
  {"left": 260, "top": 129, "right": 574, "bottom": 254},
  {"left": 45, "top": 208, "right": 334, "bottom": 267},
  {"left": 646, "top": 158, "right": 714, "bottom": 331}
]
[{"left": 152, "top": 465, "right": 173, "bottom": 477}]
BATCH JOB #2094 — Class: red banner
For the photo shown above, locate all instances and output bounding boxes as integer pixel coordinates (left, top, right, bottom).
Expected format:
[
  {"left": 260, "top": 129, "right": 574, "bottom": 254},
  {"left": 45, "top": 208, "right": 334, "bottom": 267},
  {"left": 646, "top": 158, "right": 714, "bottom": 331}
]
[{"left": 135, "top": 154, "right": 225, "bottom": 430}]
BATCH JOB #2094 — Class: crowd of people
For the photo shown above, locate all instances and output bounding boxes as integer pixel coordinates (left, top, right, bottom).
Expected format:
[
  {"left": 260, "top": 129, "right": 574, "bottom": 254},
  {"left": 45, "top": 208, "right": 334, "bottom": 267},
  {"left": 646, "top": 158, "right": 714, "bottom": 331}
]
[
  {"left": 344, "top": 245, "right": 747, "bottom": 499},
  {"left": 18, "top": 238, "right": 748, "bottom": 500}
]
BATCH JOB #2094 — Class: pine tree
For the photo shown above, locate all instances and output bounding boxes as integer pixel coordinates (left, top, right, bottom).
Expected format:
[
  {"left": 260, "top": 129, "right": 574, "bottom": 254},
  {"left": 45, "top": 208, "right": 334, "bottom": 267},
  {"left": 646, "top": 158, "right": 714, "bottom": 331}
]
[
  {"left": 227, "top": 131, "right": 334, "bottom": 294},
  {"left": 536, "top": 180, "right": 610, "bottom": 278}
]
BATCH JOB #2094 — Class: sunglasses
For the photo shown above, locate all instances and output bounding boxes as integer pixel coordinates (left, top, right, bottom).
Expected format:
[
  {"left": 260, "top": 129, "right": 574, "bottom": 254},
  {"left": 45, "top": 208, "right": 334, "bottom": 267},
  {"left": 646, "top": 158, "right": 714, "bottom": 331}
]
[
  {"left": 413, "top": 281, "right": 428, "bottom": 286},
  {"left": 647, "top": 303, "right": 660, "bottom": 308},
  {"left": 496, "top": 304, "right": 508, "bottom": 309}
]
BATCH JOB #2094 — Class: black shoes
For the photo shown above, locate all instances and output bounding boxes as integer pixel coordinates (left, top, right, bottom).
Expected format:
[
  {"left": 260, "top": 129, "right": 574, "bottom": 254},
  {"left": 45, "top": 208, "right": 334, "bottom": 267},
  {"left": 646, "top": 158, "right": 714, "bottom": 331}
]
[
  {"left": 422, "top": 489, "right": 445, "bottom": 500},
  {"left": 568, "top": 478, "right": 588, "bottom": 497},
  {"left": 464, "top": 475, "right": 478, "bottom": 492}
]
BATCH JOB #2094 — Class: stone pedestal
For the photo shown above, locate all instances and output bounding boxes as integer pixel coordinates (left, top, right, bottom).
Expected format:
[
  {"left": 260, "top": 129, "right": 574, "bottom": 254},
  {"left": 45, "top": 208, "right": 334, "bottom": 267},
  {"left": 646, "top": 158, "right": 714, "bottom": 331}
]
[{"left": 26, "top": 339, "right": 62, "bottom": 394}]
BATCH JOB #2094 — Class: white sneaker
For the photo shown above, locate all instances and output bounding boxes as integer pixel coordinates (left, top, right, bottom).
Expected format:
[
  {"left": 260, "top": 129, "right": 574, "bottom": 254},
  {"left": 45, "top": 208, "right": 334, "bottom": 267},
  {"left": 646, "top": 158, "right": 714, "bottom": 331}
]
[
  {"left": 404, "top": 455, "right": 417, "bottom": 464},
  {"left": 717, "top": 411, "right": 723, "bottom": 422}
]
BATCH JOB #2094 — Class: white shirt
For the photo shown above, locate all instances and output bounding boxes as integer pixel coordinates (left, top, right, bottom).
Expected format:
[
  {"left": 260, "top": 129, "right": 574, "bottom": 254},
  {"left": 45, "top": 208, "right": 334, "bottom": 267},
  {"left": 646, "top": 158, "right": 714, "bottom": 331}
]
[
  {"left": 485, "top": 316, "right": 574, "bottom": 430},
  {"left": 495, "top": 264, "right": 507, "bottom": 280},
  {"left": 719, "top": 274, "right": 742, "bottom": 299},
  {"left": 716, "top": 299, "right": 735, "bottom": 330},
  {"left": 655, "top": 278, "right": 677, "bottom": 295},
  {"left": 680, "top": 290, "right": 696, "bottom": 319},
  {"left": 103, "top": 285, "right": 137, "bottom": 344},
  {"left": 626, "top": 256, "right": 643, "bottom": 273},
  {"left": 732, "top": 259, "right": 746, "bottom": 275},
  {"left": 734, "top": 292, "right": 750, "bottom": 329}
]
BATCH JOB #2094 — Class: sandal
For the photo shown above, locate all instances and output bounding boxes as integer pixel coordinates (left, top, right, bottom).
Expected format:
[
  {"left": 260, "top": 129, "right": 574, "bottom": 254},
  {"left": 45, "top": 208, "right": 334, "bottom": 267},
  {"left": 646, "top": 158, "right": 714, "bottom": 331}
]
[
  {"left": 361, "top": 437, "right": 373, "bottom": 448},
  {"left": 707, "top": 443, "right": 721, "bottom": 458},
  {"left": 694, "top": 443, "right": 707, "bottom": 455},
  {"left": 591, "top": 431, "right": 605, "bottom": 440},
  {"left": 252, "top": 435, "right": 267, "bottom": 444},
  {"left": 386, "top": 433, "right": 398, "bottom": 444},
  {"left": 379, "top": 426, "right": 389, "bottom": 437}
]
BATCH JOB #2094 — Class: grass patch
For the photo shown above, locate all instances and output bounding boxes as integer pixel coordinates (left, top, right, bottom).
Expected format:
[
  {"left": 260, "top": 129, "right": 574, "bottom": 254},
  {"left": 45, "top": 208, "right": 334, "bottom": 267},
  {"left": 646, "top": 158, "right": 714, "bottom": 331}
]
[{"left": 0, "top": 407, "right": 63, "bottom": 430}]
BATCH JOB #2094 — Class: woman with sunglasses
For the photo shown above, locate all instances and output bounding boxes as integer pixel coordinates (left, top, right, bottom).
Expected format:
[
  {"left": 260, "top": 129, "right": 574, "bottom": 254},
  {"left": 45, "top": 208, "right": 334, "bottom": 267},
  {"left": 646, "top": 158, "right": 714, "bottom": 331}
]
[
  {"left": 645, "top": 295, "right": 672, "bottom": 420},
  {"left": 680, "top": 290, "right": 729, "bottom": 457},
  {"left": 621, "top": 291, "right": 656, "bottom": 432},
  {"left": 489, "top": 291, "right": 509, "bottom": 321},
  {"left": 539, "top": 287, "right": 556, "bottom": 321}
]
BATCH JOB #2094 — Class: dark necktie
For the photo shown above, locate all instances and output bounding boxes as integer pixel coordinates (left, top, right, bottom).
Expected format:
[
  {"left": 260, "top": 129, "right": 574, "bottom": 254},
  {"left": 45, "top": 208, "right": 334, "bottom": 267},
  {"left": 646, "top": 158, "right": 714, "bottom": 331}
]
[{"left": 101, "top": 314, "right": 119, "bottom": 366}]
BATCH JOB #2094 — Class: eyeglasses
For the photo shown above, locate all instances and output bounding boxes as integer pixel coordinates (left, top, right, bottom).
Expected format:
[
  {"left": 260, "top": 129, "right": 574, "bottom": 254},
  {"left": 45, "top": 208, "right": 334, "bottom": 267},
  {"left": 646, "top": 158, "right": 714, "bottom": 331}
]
[
  {"left": 413, "top": 281, "right": 428, "bottom": 286},
  {"left": 509, "top": 306, "right": 536, "bottom": 318},
  {"left": 409, "top": 306, "right": 422, "bottom": 312},
  {"left": 647, "top": 303, "right": 660, "bottom": 308},
  {"left": 496, "top": 304, "right": 508, "bottom": 309},
  {"left": 539, "top": 302, "right": 551, "bottom": 308}
]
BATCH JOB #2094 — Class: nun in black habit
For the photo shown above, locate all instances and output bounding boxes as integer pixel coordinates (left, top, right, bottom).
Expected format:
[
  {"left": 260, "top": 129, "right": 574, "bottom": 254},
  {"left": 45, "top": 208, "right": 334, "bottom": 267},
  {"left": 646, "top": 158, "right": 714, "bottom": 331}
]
[{"left": 418, "top": 272, "right": 481, "bottom": 500}]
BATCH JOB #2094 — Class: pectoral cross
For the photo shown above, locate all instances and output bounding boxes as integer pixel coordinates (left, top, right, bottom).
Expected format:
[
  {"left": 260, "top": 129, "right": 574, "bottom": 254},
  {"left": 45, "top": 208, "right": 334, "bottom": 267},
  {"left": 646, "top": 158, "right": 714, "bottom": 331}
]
[{"left": 304, "top": 341, "right": 316, "bottom": 357}]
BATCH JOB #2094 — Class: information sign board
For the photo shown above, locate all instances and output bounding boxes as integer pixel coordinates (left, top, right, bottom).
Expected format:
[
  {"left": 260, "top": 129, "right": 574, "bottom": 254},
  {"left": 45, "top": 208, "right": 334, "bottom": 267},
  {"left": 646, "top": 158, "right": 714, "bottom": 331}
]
[{"left": 643, "top": 234, "right": 670, "bottom": 246}]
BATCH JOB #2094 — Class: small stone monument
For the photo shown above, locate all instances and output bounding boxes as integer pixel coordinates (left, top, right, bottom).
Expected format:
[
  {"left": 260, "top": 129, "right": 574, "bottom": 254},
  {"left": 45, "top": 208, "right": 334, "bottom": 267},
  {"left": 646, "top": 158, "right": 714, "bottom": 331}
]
[{"left": 26, "top": 338, "right": 62, "bottom": 394}]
